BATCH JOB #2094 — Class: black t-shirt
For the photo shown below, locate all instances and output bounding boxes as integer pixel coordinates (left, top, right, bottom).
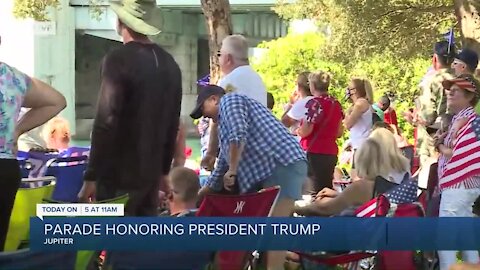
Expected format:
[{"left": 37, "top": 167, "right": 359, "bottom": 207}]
[{"left": 84, "top": 42, "right": 182, "bottom": 189}]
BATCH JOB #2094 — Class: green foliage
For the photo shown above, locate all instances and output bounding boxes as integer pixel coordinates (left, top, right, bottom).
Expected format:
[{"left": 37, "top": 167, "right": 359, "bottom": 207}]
[
  {"left": 252, "top": 32, "right": 431, "bottom": 146},
  {"left": 274, "top": 0, "right": 456, "bottom": 61},
  {"left": 13, "top": 0, "right": 60, "bottom": 21},
  {"left": 252, "top": 32, "right": 348, "bottom": 117},
  {"left": 13, "top": 0, "right": 103, "bottom": 21}
]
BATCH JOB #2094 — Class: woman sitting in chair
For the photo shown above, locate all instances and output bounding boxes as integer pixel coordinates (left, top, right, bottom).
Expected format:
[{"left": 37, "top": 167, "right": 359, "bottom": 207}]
[
  {"left": 295, "top": 138, "right": 391, "bottom": 216},
  {"left": 369, "top": 127, "right": 411, "bottom": 184}
]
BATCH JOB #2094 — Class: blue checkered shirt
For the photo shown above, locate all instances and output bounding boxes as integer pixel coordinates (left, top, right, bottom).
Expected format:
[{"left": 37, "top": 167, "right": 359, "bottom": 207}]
[{"left": 207, "top": 93, "right": 306, "bottom": 193}]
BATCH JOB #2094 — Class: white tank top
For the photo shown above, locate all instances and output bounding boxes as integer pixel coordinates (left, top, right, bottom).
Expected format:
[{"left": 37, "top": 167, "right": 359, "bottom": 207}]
[{"left": 350, "top": 108, "right": 372, "bottom": 149}]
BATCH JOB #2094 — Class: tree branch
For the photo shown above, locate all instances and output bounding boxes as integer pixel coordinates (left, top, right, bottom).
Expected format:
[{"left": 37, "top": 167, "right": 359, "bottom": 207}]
[{"left": 380, "top": 4, "right": 454, "bottom": 18}]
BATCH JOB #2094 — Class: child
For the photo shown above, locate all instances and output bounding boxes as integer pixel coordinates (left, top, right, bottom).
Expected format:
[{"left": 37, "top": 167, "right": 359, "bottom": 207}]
[{"left": 159, "top": 167, "right": 200, "bottom": 217}]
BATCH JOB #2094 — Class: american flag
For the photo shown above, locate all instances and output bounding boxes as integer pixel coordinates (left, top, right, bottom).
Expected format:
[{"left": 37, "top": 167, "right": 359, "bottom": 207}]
[
  {"left": 440, "top": 115, "right": 480, "bottom": 191},
  {"left": 354, "top": 179, "right": 418, "bottom": 217}
]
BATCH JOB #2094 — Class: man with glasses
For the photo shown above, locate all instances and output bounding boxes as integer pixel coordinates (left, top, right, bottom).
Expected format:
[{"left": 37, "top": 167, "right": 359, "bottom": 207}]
[
  {"left": 201, "top": 35, "right": 267, "bottom": 172},
  {"left": 451, "top": 48, "right": 479, "bottom": 77}
]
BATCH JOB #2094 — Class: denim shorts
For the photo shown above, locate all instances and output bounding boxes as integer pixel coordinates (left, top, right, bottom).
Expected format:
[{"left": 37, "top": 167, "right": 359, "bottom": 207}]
[{"left": 263, "top": 160, "right": 308, "bottom": 200}]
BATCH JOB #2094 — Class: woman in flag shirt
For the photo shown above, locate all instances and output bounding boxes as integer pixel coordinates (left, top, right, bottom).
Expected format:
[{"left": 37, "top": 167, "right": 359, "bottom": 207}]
[{"left": 435, "top": 75, "right": 480, "bottom": 270}]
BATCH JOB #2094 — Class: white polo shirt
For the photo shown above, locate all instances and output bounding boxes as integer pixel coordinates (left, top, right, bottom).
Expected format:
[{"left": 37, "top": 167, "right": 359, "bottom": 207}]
[{"left": 218, "top": 65, "right": 267, "bottom": 106}]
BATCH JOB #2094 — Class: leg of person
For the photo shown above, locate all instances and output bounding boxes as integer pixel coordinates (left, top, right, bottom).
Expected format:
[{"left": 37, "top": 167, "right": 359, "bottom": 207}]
[
  {"left": 0, "top": 159, "right": 21, "bottom": 252},
  {"left": 124, "top": 180, "right": 160, "bottom": 216},
  {"left": 307, "top": 154, "right": 337, "bottom": 194},
  {"left": 305, "top": 153, "right": 317, "bottom": 195},
  {"left": 322, "top": 155, "right": 338, "bottom": 190},
  {"left": 262, "top": 160, "right": 308, "bottom": 270},
  {"left": 459, "top": 188, "right": 480, "bottom": 264},
  {"left": 438, "top": 188, "right": 480, "bottom": 270},
  {"left": 350, "top": 149, "right": 358, "bottom": 181}
]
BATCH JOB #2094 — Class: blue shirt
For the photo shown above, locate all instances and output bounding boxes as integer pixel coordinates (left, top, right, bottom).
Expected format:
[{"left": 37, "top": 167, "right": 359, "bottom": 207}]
[{"left": 207, "top": 93, "right": 306, "bottom": 193}]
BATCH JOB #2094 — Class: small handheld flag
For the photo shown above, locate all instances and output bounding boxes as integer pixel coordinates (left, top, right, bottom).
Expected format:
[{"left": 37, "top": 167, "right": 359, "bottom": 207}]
[
  {"left": 442, "top": 28, "right": 455, "bottom": 54},
  {"left": 197, "top": 74, "right": 210, "bottom": 87}
]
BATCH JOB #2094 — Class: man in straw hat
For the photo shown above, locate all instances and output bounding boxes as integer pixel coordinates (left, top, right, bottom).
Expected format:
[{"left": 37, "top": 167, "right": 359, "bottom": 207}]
[{"left": 78, "top": 0, "right": 182, "bottom": 216}]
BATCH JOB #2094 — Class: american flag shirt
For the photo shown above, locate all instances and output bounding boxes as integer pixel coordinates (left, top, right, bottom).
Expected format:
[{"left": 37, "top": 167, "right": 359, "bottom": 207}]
[
  {"left": 206, "top": 93, "right": 306, "bottom": 193},
  {"left": 439, "top": 107, "right": 480, "bottom": 191}
]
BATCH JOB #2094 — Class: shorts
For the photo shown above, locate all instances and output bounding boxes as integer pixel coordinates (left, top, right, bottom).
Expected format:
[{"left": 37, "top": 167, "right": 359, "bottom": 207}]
[{"left": 263, "top": 160, "right": 308, "bottom": 200}]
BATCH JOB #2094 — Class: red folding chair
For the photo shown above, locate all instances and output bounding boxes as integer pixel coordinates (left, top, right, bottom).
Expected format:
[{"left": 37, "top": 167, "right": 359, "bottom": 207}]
[
  {"left": 291, "top": 199, "right": 378, "bottom": 270},
  {"left": 196, "top": 186, "right": 280, "bottom": 270},
  {"left": 293, "top": 176, "right": 424, "bottom": 270},
  {"left": 375, "top": 195, "right": 425, "bottom": 270}
]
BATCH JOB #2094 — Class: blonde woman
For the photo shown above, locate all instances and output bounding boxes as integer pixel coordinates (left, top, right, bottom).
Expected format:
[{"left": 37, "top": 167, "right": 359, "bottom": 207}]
[
  {"left": 296, "top": 71, "right": 344, "bottom": 194},
  {"left": 295, "top": 139, "right": 388, "bottom": 216},
  {"left": 344, "top": 78, "right": 374, "bottom": 178},
  {"left": 369, "top": 128, "right": 410, "bottom": 184}
]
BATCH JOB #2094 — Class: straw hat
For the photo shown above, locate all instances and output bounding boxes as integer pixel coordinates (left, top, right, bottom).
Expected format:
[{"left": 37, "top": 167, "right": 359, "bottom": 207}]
[{"left": 110, "top": 0, "right": 162, "bottom": 36}]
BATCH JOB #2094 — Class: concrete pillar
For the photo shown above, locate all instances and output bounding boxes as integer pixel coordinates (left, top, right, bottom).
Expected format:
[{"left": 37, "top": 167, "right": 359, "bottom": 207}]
[{"left": 0, "top": 0, "right": 76, "bottom": 134}]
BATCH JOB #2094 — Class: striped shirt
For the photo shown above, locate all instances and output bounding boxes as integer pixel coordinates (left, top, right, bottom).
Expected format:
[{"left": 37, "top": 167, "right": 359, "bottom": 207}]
[{"left": 207, "top": 94, "right": 306, "bottom": 193}]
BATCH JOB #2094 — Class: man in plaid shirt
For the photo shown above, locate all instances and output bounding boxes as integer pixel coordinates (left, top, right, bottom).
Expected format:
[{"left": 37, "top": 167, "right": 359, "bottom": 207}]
[{"left": 190, "top": 84, "right": 307, "bottom": 268}]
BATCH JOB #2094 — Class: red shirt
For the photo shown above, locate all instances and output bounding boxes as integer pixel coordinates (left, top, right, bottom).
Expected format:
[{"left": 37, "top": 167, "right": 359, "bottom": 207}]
[
  {"left": 300, "top": 95, "right": 344, "bottom": 155},
  {"left": 384, "top": 108, "right": 398, "bottom": 126}
]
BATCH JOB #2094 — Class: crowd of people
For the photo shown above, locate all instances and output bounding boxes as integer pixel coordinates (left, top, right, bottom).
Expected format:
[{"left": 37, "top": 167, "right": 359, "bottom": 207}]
[{"left": 1, "top": 0, "right": 480, "bottom": 269}]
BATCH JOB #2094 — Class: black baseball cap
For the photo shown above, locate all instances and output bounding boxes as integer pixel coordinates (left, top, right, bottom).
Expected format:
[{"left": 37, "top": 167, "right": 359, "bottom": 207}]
[
  {"left": 455, "top": 49, "right": 479, "bottom": 71},
  {"left": 190, "top": 84, "right": 225, "bottom": 119}
]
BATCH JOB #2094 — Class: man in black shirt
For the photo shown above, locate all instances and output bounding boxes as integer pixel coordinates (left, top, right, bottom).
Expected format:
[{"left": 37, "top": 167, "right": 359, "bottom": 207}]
[{"left": 78, "top": 0, "right": 182, "bottom": 216}]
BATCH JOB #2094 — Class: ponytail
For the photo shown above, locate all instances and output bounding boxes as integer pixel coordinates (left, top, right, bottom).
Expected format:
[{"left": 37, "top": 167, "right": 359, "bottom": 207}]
[
  {"left": 351, "top": 78, "right": 374, "bottom": 104},
  {"left": 363, "top": 79, "right": 374, "bottom": 105}
]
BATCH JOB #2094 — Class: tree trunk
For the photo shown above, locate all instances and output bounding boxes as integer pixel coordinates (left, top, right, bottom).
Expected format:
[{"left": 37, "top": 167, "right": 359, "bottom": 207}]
[
  {"left": 454, "top": 0, "right": 480, "bottom": 75},
  {"left": 200, "top": 0, "right": 233, "bottom": 84}
]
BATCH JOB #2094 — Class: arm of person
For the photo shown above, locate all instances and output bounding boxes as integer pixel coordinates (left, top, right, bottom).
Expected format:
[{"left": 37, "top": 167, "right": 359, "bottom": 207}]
[
  {"left": 281, "top": 113, "right": 297, "bottom": 128},
  {"left": 296, "top": 121, "right": 313, "bottom": 138},
  {"left": 161, "top": 66, "right": 182, "bottom": 176},
  {"left": 206, "top": 120, "right": 219, "bottom": 157},
  {"left": 17, "top": 77, "right": 66, "bottom": 137},
  {"left": 437, "top": 142, "right": 453, "bottom": 158},
  {"left": 343, "top": 99, "right": 369, "bottom": 130},
  {"left": 337, "top": 121, "right": 344, "bottom": 138},
  {"left": 281, "top": 100, "right": 303, "bottom": 128},
  {"left": 222, "top": 96, "right": 249, "bottom": 170},
  {"left": 450, "top": 263, "right": 480, "bottom": 270},
  {"left": 172, "top": 121, "right": 187, "bottom": 168},
  {"left": 199, "top": 154, "right": 229, "bottom": 198},
  {"left": 83, "top": 54, "right": 125, "bottom": 183},
  {"left": 299, "top": 181, "right": 367, "bottom": 216}
]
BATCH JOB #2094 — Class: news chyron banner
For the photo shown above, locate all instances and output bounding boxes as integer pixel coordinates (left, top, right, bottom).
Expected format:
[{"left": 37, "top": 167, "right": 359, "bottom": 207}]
[{"left": 32, "top": 205, "right": 480, "bottom": 251}]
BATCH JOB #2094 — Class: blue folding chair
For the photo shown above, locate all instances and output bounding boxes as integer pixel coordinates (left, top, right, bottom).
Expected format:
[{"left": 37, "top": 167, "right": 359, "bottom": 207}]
[
  {"left": 45, "top": 156, "right": 88, "bottom": 203},
  {"left": 17, "top": 151, "right": 30, "bottom": 159},
  {"left": 0, "top": 249, "right": 76, "bottom": 269},
  {"left": 60, "top": 146, "right": 90, "bottom": 157},
  {"left": 105, "top": 251, "right": 212, "bottom": 270}
]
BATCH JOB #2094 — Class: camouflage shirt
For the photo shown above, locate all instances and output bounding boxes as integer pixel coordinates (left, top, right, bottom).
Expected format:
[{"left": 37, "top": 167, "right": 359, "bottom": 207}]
[{"left": 416, "top": 68, "right": 454, "bottom": 158}]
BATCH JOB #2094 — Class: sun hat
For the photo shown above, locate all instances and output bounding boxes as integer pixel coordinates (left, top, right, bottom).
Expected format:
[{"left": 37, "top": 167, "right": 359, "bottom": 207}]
[
  {"left": 110, "top": 0, "right": 162, "bottom": 36},
  {"left": 442, "top": 75, "right": 479, "bottom": 94}
]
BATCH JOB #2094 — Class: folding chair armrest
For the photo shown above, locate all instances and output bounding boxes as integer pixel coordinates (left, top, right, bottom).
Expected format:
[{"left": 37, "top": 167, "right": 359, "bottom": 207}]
[{"left": 21, "top": 176, "right": 56, "bottom": 183}]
